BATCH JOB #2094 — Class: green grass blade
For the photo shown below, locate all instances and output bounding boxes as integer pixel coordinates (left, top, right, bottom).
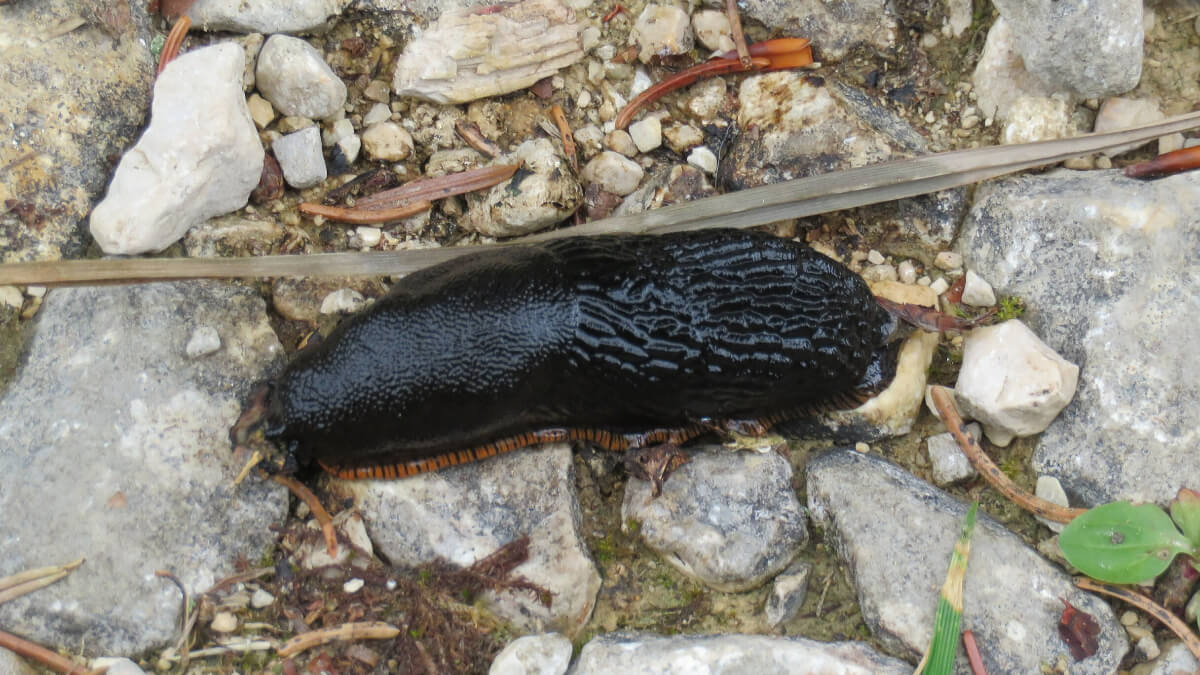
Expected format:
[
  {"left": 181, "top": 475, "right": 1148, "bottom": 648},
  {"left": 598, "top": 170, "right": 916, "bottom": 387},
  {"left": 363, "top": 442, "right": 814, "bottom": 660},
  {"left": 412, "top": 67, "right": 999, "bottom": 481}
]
[{"left": 922, "top": 501, "right": 979, "bottom": 675}]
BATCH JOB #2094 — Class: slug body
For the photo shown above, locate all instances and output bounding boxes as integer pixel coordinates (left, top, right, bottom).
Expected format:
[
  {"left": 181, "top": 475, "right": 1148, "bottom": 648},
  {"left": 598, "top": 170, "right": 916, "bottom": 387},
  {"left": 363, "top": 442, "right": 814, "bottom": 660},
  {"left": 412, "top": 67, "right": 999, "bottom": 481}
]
[{"left": 247, "top": 229, "right": 898, "bottom": 478}]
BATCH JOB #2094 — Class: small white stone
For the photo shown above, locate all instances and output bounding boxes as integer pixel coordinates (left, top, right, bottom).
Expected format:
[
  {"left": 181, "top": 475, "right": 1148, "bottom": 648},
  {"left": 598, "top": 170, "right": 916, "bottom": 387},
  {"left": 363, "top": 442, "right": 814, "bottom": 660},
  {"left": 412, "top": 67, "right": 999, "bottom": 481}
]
[
  {"left": 867, "top": 249, "right": 885, "bottom": 265},
  {"left": 898, "top": 260, "right": 917, "bottom": 284},
  {"left": 343, "top": 578, "right": 365, "bottom": 594},
  {"left": 336, "top": 134, "right": 362, "bottom": 165},
  {"left": 1001, "top": 96, "right": 1074, "bottom": 145},
  {"left": 361, "top": 122, "right": 414, "bottom": 161},
  {"left": 929, "top": 277, "right": 950, "bottom": 295},
  {"left": 273, "top": 126, "right": 327, "bottom": 189},
  {"left": 917, "top": 276, "right": 931, "bottom": 286},
  {"left": 0, "top": 286, "right": 22, "bottom": 309},
  {"left": 629, "top": 68, "right": 654, "bottom": 98},
  {"left": 25, "top": 285, "right": 46, "bottom": 297},
  {"left": 691, "top": 9, "right": 735, "bottom": 52},
  {"left": 580, "top": 150, "right": 644, "bottom": 195},
  {"left": 185, "top": 325, "right": 221, "bottom": 358},
  {"left": 91, "top": 657, "right": 146, "bottom": 675},
  {"left": 325, "top": 117, "right": 355, "bottom": 146},
  {"left": 1035, "top": 476, "right": 1070, "bottom": 532},
  {"left": 860, "top": 264, "right": 897, "bottom": 283},
  {"left": 250, "top": 588, "right": 275, "bottom": 609},
  {"left": 576, "top": 89, "right": 593, "bottom": 108},
  {"left": 1159, "top": 132, "right": 1184, "bottom": 155},
  {"left": 854, "top": 442, "right": 870, "bottom": 453},
  {"left": 246, "top": 93, "right": 275, "bottom": 128},
  {"left": 255, "top": 35, "right": 347, "bottom": 120},
  {"left": 573, "top": 124, "right": 605, "bottom": 159},
  {"left": 960, "top": 270, "right": 996, "bottom": 307},
  {"left": 632, "top": 4, "right": 693, "bottom": 63},
  {"left": 927, "top": 424, "right": 981, "bottom": 486},
  {"left": 955, "top": 320, "right": 1080, "bottom": 447},
  {"left": 662, "top": 124, "right": 704, "bottom": 153},
  {"left": 356, "top": 226, "right": 382, "bottom": 248},
  {"left": 605, "top": 130, "right": 638, "bottom": 157},
  {"left": 488, "top": 633, "right": 573, "bottom": 675},
  {"left": 1094, "top": 97, "right": 1164, "bottom": 156},
  {"left": 934, "top": 251, "right": 963, "bottom": 270},
  {"left": 581, "top": 25, "right": 602, "bottom": 51},
  {"left": 764, "top": 561, "right": 812, "bottom": 627},
  {"left": 363, "top": 102, "right": 392, "bottom": 127},
  {"left": 320, "top": 288, "right": 366, "bottom": 315},
  {"left": 686, "top": 146, "right": 718, "bottom": 173},
  {"left": 628, "top": 118, "right": 662, "bottom": 153},
  {"left": 211, "top": 611, "right": 238, "bottom": 633},
  {"left": 1135, "top": 635, "right": 1160, "bottom": 660}
]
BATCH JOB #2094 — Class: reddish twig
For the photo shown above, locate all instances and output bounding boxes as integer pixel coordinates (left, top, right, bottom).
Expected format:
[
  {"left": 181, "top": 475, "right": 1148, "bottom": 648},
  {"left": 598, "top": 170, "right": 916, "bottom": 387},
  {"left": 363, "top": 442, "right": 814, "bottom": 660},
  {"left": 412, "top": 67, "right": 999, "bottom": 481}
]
[
  {"left": 549, "top": 105, "right": 578, "bottom": 173},
  {"left": 298, "top": 200, "right": 433, "bottom": 225},
  {"left": 0, "top": 629, "right": 95, "bottom": 675},
  {"left": 929, "top": 386, "right": 1086, "bottom": 524},
  {"left": 270, "top": 475, "right": 338, "bottom": 558},
  {"left": 277, "top": 621, "right": 400, "bottom": 658},
  {"left": 602, "top": 3, "right": 626, "bottom": 22},
  {"left": 1074, "top": 577, "right": 1200, "bottom": 661},
  {"left": 724, "top": 0, "right": 751, "bottom": 68},
  {"left": 454, "top": 120, "right": 502, "bottom": 159},
  {"left": 962, "top": 630, "right": 989, "bottom": 675},
  {"left": 1123, "top": 145, "right": 1200, "bottom": 178},
  {"left": 156, "top": 15, "right": 191, "bottom": 75}
]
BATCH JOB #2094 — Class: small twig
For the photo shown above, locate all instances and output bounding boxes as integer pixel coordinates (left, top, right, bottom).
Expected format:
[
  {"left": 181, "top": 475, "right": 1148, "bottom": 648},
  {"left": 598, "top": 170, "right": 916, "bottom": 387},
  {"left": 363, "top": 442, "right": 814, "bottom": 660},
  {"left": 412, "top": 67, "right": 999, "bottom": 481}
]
[
  {"left": 616, "top": 57, "right": 768, "bottom": 130},
  {"left": 270, "top": 475, "right": 338, "bottom": 558},
  {"left": 155, "top": 570, "right": 194, "bottom": 671},
  {"left": 454, "top": 120, "right": 502, "bottom": 159},
  {"left": 1123, "top": 145, "right": 1200, "bottom": 178},
  {"left": 962, "top": 630, "right": 989, "bottom": 675},
  {"left": 724, "top": 0, "right": 752, "bottom": 67},
  {"left": 203, "top": 566, "right": 275, "bottom": 597},
  {"left": 157, "top": 16, "right": 191, "bottom": 75},
  {"left": 0, "top": 629, "right": 95, "bottom": 675},
  {"left": 277, "top": 621, "right": 400, "bottom": 658},
  {"left": 929, "top": 386, "right": 1086, "bottom": 524},
  {"left": 298, "top": 200, "right": 433, "bottom": 225},
  {"left": 1074, "top": 577, "right": 1200, "bottom": 661},
  {"left": 0, "top": 558, "right": 84, "bottom": 605},
  {"left": 163, "top": 640, "right": 278, "bottom": 661},
  {"left": 601, "top": 3, "right": 625, "bottom": 22},
  {"left": 549, "top": 105, "right": 578, "bottom": 173}
]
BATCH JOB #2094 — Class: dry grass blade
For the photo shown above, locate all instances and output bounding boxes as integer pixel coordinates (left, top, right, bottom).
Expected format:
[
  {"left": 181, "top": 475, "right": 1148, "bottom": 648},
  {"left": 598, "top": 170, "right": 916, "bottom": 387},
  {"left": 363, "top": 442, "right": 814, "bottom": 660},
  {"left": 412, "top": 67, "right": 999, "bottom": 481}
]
[
  {"left": 1074, "top": 577, "right": 1200, "bottom": 661},
  {"left": 0, "top": 558, "right": 84, "bottom": 605},
  {"left": 0, "top": 628, "right": 96, "bottom": 674},
  {"left": 2, "top": 112, "right": 1199, "bottom": 286},
  {"left": 351, "top": 163, "right": 520, "bottom": 210},
  {"left": 930, "top": 386, "right": 1085, "bottom": 524},
  {"left": 298, "top": 200, "right": 433, "bottom": 225},
  {"left": 277, "top": 621, "right": 400, "bottom": 658}
]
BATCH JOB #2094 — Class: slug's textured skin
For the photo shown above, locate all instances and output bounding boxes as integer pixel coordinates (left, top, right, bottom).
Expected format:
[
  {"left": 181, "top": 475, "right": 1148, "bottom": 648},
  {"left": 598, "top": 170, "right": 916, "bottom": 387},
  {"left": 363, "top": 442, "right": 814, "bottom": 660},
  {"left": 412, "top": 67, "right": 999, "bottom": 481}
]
[{"left": 258, "top": 229, "right": 897, "bottom": 476}]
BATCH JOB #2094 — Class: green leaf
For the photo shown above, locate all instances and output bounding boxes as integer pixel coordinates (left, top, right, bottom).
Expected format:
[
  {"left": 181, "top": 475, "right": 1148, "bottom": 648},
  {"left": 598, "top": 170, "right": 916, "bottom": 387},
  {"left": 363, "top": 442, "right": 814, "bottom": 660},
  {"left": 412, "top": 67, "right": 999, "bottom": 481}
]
[
  {"left": 1169, "top": 488, "right": 1200, "bottom": 547},
  {"left": 1060, "top": 502, "right": 1195, "bottom": 584}
]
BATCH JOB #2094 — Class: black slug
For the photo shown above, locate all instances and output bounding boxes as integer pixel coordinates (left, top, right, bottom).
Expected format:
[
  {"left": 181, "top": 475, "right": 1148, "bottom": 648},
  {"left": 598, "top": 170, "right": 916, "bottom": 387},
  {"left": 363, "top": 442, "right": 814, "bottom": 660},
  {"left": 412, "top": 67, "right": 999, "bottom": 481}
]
[{"left": 233, "top": 229, "right": 901, "bottom": 480}]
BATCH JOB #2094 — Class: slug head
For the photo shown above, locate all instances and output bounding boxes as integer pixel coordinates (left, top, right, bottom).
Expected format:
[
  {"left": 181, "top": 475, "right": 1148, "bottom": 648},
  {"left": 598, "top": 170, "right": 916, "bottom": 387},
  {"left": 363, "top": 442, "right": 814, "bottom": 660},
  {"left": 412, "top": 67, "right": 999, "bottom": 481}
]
[{"left": 230, "top": 382, "right": 300, "bottom": 483}]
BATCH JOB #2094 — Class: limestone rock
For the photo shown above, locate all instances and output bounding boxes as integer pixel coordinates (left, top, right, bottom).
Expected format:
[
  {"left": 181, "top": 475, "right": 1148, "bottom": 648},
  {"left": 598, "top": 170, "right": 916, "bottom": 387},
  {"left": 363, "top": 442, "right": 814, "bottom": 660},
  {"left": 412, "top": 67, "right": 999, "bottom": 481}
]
[
  {"left": 631, "top": 5, "right": 693, "bottom": 63},
  {"left": 186, "top": 0, "right": 351, "bottom": 33},
  {"left": 580, "top": 151, "right": 644, "bottom": 195},
  {"left": 89, "top": 43, "right": 263, "bottom": 255},
  {"left": 392, "top": 0, "right": 584, "bottom": 105},
  {"left": 464, "top": 139, "right": 582, "bottom": 237},
  {"left": 973, "top": 18, "right": 1067, "bottom": 122},
  {"left": 489, "top": 633, "right": 572, "bottom": 675},
  {"left": 255, "top": 35, "right": 347, "bottom": 120}
]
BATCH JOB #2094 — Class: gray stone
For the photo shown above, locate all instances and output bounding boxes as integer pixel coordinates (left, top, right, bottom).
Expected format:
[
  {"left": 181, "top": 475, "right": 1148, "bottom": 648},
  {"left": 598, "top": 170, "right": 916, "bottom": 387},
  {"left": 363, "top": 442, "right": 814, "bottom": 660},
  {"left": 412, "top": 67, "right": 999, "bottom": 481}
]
[
  {"left": 926, "top": 423, "right": 981, "bottom": 486},
  {"left": 327, "top": 444, "right": 600, "bottom": 636},
  {"left": 464, "top": 138, "right": 582, "bottom": 237},
  {"left": 570, "top": 633, "right": 910, "bottom": 674},
  {"left": 0, "top": 0, "right": 155, "bottom": 263},
  {"left": 737, "top": 0, "right": 896, "bottom": 60},
  {"left": 721, "top": 74, "right": 965, "bottom": 261},
  {"left": 1094, "top": 97, "right": 1165, "bottom": 156},
  {"left": 255, "top": 35, "right": 347, "bottom": 120},
  {"left": 89, "top": 43, "right": 263, "bottom": 255},
  {"left": 1148, "top": 641, "right": 1200, "bottom": 674},
  {"left": 960, "top": 270, "right": 996, "bottom": 307},
  {"left": 622, "top": 446, "right": 807, "bottom": 592},
  {"left": 489, "top": 633, "right": 573, "bottom": 675},
  {"left": 186, "top": 0, "right": 350, "bottom": 33},
  {"left": 972, "top": 18, "right": 1068, "bottom": 122},
  {"left": 272, "top": 126, "right": 327, "bottom": 189},
  {"left": 990, "top": 0, "right": 1141, "bottom": 98},
  {"left": 955, "top": 320, "right": 1079, "bottom": 447},
  {"left": 807, "top": 449, "right": 1128, "bottom": 673},
  {"left": 764, "top": 560, "right": 812, "bottom": 627},
  {"left": 185, "top": 325, "right": 222, "bottom": 358},
  {"left": 958, "top": 170, "right": 1200, "bottom": 505},
  {"left": 0, "top": 283, "right": 287, "bottom": 656}
]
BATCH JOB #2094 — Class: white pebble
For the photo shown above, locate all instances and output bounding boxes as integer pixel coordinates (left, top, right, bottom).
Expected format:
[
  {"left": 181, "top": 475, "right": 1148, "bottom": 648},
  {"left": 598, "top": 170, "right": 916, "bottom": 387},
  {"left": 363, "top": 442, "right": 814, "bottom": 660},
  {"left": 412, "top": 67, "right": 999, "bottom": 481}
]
[
  {"left": 898, "top": 260, "right": 917, "bottom": 284},
  {"left": 25, "top": 285, "right": 46, "bottom": 297},
  {"left": 917, "top": 275, "right": 931, "bottom": 286},
  {"left": 272, "top": 126, "right": 327, "bottom": 189},
  {"left": 362, "top": 122, "right": 414, "bottom": 161},
  {"left": 255, "top": 35, "right": 347, "bottom": 120},
  {"left": 1135, "top": 635, "right": 1160, "bottom": 660},
  {"left": 385, "top": 579, "right": 397, "bottom": 590},
  {"left": 1035, "top": 475, "right": 1070, "bottom": 532},
  {"left": 860, "top": 264, "right": 897, "bottom": 283},
  {"left": 577, "top": 89, "right": 593, "bottom": 108},
  {"left": 960, "top": 270, "right": 996, "bottom": 307},
  {"left": 580, "top": 150, "right": 644, "bottom": 195},
  {"left": 211, "top": 611, "right": 238, "bottom": 633},
  {"left": 250, "top": 588, "right": 275, "bottom": 609},
  {"left": 246, "top": 93, "right": 275, "bottom": 129},
  {"left": 629, "top": 68, "right": 654, "bottom": 98},
  {"left": 686, "top": 146, "right": 718, "bottom": 173},
  {"left": 632, "top": 5, "right": 693, "bottom": 63},
  {"left": 320, "top": 288, "right": 366, "bottom": 315},
  {"left": 934, "top": 251, "right": 963, "bottom": 270},
  {"left": 356, "top": 226, "right": 382, "bottom": 248},
  {"left": 628, "top": 117, "right": 662, "bottom": 153},
  {"left": 605, "top": 129, "right": 638, "bottom": 157},
  {"left": 691, "top": 9, "right": 735, "bottom": 52},
  {"left": 324, "top": 117, "right": 355, "bottom": 146},
  {"left": 185, "top": 325, "right": 221, "bottom": 358},
  {"left": 927, "top": 424, "right": 981, "bottom": 486},
  {"left": 867, "top": 249, "right": 885, "bottom": 265},
  {"left": 343, "top": 578, "right": 365, "bottom": 593},
  {"left": 854, "top": 442, "right": 870, "bottom": 453},
  {"left": 0, "top": 285, "right": 22, "bottom": 309},
  {"left": 363, "top": 102, "right": 391, "bottom": 127},
  {"left": 336, "top": 134, "right": 361, "bottom": 165},
  {"left": 929, "top": 277, "right": 950, "bottom": 295}
]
